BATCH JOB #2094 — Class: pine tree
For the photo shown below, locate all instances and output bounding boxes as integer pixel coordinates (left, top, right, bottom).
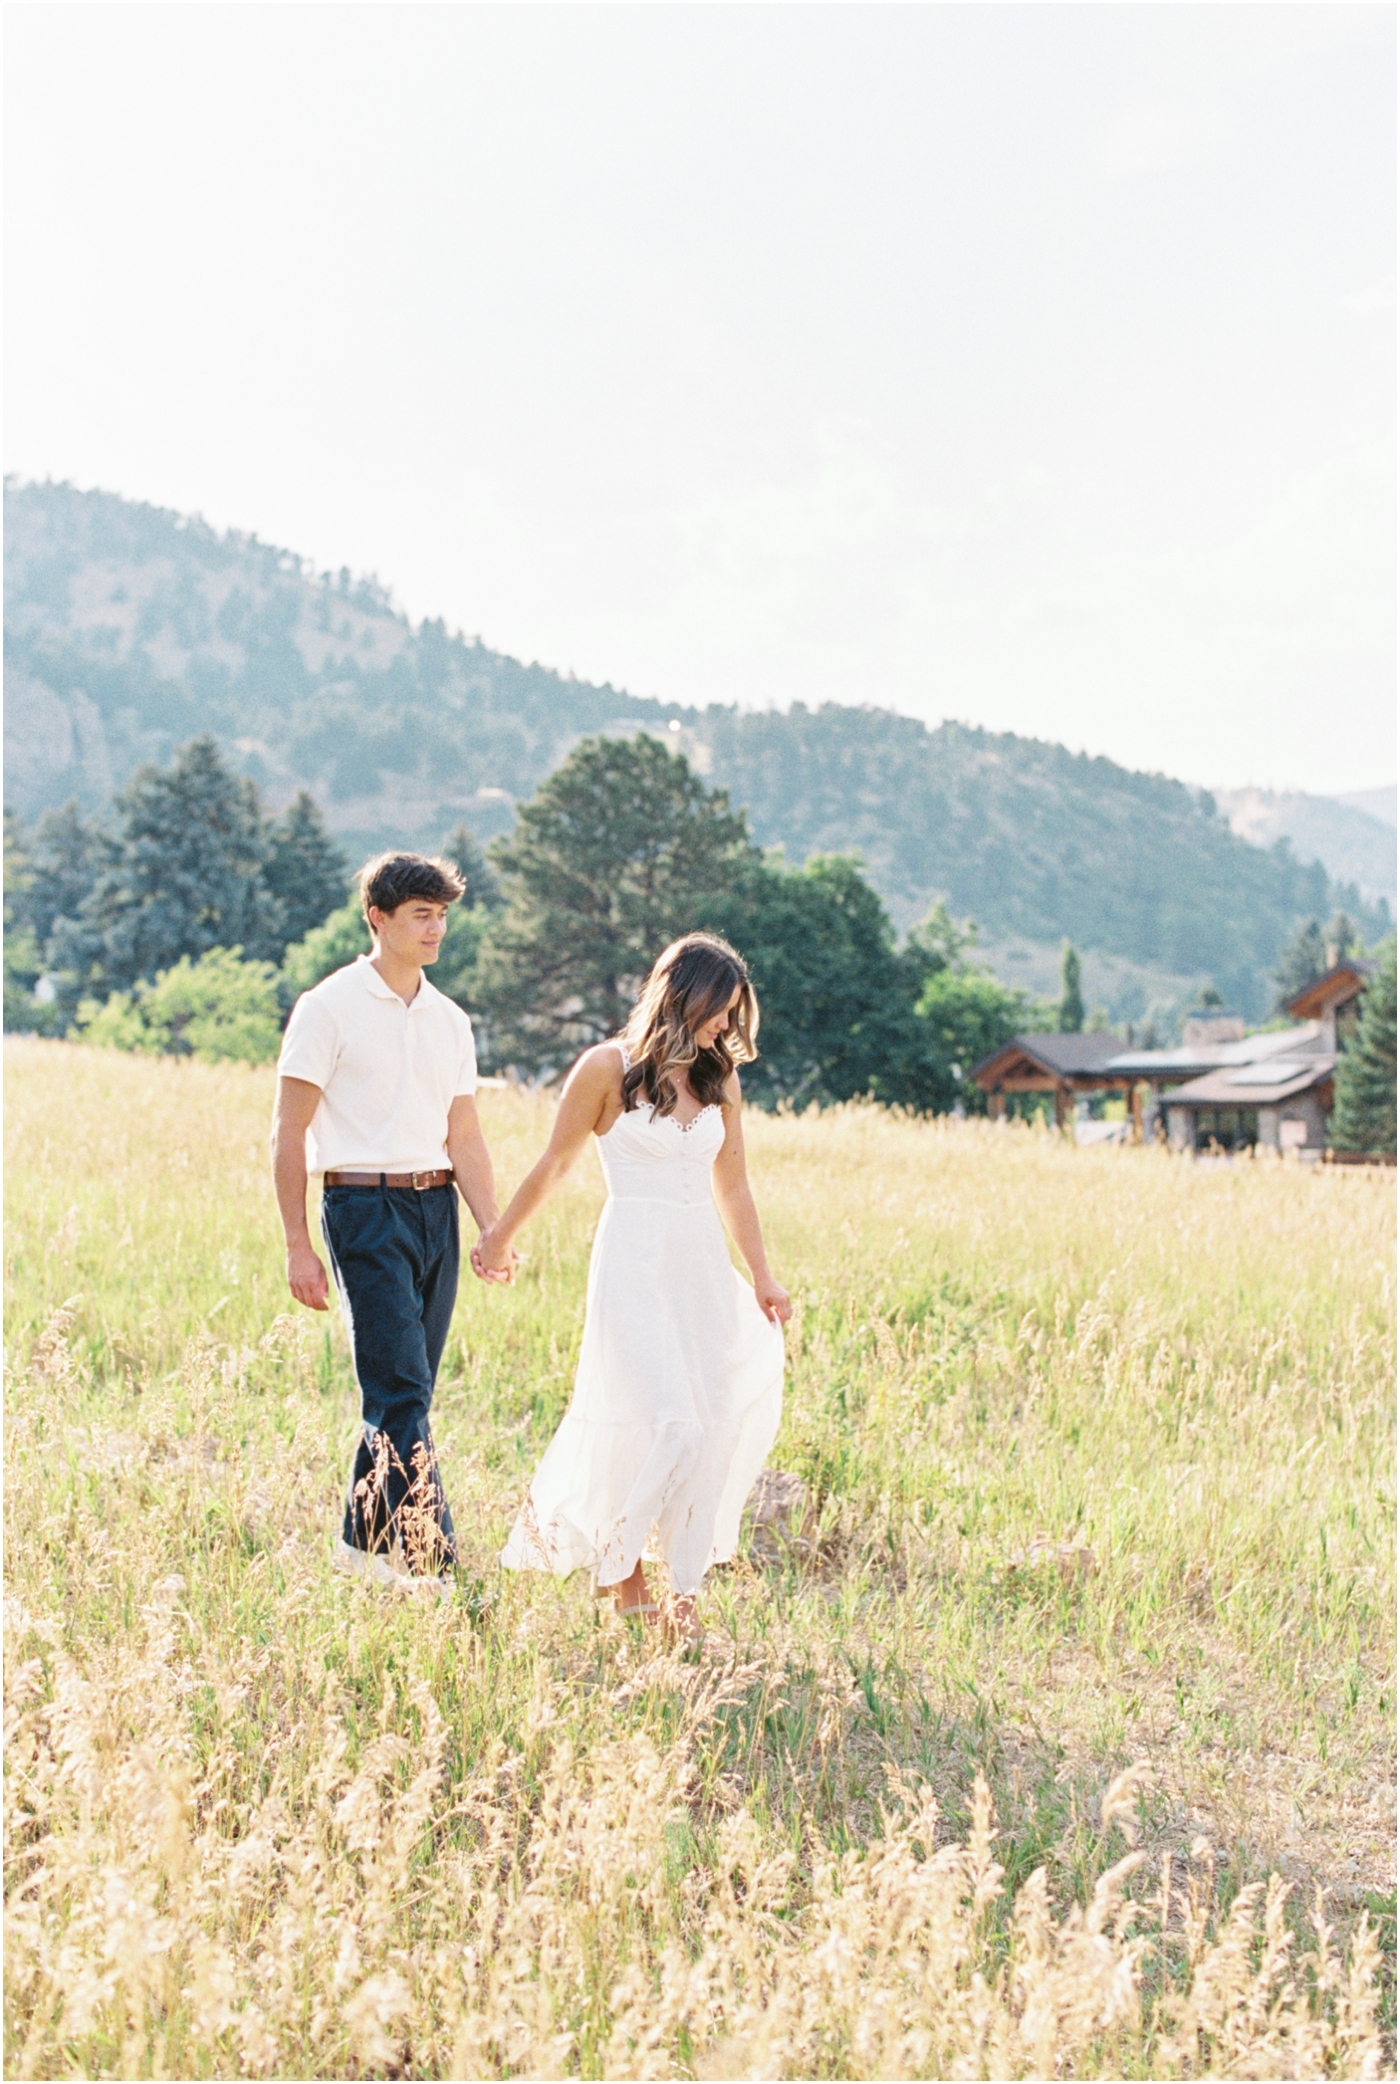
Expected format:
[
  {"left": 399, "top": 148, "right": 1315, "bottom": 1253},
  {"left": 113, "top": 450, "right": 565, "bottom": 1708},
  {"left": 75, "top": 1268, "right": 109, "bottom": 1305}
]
[
  {"left": 1058, "top": 944, "right": 1084, "bottom": 1032},
  {"left": 1273, "top": 919, "right": 1328, "bottom": 1009},
  {"left": 1326, "top": 912, "right": 1358, "bottom": 967},
  {"left": 477, "top": 734, "right": 754, "bottom": 1062},
  {"left": 21, "top": 800, "right": 103, "bottom": 961},
  {"left": 262, "top": 791, "right": 350, "bottom": 946},
  {"left": 440, "top": 823, "right": 503, "bottom": 912},
  {"left": 4, "top": 812, "right": 43, "bottom": 1030},
  {"left": 49, "top": 738, "right": 276, "bottom": 1001},
  {"left": 1329, "top": 936, "right": 1396, "bottom": 1156}
]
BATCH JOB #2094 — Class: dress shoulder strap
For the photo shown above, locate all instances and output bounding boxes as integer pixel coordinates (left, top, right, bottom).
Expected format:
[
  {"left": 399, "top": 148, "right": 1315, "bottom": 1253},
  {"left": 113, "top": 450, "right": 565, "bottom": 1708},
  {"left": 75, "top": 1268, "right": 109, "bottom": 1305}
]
[{"left": 617, "top": 1039, "right": 632, "bottom": 1071}]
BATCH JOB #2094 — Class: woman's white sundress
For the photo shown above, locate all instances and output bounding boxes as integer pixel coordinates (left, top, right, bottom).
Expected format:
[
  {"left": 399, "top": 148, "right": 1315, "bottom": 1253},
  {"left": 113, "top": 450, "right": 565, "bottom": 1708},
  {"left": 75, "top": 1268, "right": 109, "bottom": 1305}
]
[{"left": 499, "top": 1080, "right": 784, "bottom": 1596}]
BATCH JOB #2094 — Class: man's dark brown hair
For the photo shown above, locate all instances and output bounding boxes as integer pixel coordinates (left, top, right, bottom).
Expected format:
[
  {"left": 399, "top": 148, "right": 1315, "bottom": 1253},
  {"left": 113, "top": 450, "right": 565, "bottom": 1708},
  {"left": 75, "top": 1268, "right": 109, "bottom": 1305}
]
[{"left": 358, "top": 851, "right": 466, "bottom": 923}]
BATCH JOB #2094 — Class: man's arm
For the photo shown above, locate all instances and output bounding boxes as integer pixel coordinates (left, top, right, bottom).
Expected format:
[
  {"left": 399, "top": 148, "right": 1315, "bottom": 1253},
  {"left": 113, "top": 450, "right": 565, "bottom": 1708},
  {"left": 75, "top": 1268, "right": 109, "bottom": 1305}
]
[
  {"left": 447, "top": 1093, "right": 503, "bottom": 1241},
  {"left": 271, "top": 1075, "right": 330, "bottom": 1310}
]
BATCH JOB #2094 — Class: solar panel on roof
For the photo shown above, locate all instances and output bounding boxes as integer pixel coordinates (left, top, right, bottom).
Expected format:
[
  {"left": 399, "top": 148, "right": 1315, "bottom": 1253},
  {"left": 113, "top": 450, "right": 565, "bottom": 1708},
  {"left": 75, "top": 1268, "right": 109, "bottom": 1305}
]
[{"left": 1225, "top": 1060, "right": 1307, "bottom": 1087}]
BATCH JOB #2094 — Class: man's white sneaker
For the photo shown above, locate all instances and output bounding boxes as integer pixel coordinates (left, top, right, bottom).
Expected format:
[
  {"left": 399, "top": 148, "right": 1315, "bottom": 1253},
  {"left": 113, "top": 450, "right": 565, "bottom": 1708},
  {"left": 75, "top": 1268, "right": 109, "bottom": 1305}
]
[
  {"left": 333, "top": 1539, "right": 404, "bottom": 1587},
  {"left": 401, "top": 1572, "right": 455, "bottom": 1603}
]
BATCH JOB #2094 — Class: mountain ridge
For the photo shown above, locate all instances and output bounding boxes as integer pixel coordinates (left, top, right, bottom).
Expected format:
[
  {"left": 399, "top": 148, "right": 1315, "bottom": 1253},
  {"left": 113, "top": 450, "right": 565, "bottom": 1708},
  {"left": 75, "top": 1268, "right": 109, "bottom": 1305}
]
[
  {"left": 1214, "top": 785, "right": 1395, "bottom": 910},
  {"left": 5, "top": 477, "right": 1389, "bottom": 1023}
]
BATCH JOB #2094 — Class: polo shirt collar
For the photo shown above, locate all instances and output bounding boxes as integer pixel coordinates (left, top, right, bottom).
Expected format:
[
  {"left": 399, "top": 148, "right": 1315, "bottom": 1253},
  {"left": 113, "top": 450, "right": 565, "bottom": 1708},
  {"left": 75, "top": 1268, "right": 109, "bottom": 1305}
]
[{"left": 354, "top": 953, "right": 431, "bottom": 1007}]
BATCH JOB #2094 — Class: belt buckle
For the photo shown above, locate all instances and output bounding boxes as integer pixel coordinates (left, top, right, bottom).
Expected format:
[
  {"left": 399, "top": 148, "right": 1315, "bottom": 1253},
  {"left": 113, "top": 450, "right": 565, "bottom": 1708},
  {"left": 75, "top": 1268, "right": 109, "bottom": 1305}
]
[{"left": 410, "top": 1170, "right": 431, "bottom": 1191}]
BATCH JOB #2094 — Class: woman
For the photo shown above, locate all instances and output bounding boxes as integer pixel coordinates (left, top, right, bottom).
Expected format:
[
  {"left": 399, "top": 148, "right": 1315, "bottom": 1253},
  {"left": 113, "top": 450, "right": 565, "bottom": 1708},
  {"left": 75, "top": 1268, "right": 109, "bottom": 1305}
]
[{"left": 476, "top": 933, "right": 792, "bottom": 1639}]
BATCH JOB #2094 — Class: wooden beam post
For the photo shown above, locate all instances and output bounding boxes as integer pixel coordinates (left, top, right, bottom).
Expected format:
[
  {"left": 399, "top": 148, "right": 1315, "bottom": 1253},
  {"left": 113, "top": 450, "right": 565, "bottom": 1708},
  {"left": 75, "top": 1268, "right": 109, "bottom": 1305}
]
[
  {"left": 988, "top": 1089, "right": 1006, "bottom": 1120},
  {"left": 1130, "top": 1081, "right": 1143, "bottom": 1143}
]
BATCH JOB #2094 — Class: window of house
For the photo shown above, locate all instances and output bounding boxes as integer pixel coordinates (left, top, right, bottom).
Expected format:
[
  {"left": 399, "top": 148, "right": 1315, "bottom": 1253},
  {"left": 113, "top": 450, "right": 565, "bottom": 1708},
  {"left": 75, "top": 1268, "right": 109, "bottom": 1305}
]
[{"left": 1193, "top": 1107, "right": 1259, "bottom": 1153}]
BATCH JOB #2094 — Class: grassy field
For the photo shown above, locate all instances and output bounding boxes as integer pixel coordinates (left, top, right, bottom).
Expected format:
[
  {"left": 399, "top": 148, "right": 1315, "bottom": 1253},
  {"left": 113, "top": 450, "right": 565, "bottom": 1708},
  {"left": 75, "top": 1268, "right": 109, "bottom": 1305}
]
[{"left": 4, "top": 1037, "right": 1395, "bottom": 2079}]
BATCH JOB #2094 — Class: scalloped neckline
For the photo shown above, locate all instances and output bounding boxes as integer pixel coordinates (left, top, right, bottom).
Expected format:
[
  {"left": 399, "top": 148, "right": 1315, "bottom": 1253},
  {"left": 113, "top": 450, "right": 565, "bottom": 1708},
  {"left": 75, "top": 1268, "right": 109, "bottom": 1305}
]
[
  {"left": 613, "top": 1047, "right": 719, "bottom": 1133},
  {"left": 667, "top": 1103, "right": 720, "bottom": 1133}
]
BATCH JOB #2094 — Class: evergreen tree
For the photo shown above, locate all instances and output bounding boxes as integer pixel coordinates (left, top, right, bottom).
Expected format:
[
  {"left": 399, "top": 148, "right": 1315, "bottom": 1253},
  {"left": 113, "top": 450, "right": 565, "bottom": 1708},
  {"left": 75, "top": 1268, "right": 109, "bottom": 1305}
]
[
  {"left": 1058, "top": 943, "right": 1084, "bottom": 1032},
  {"left": 49, "top": 738, "right": 277, "bottom": 1003},
  {"left": 472, "top": 736, "right": 1034, "bottom": 1112},
  {"left": 902, "top": 901, "right": 977, "bottom": 979},
  {"left": 1273, "top": 918, "right": 1328, "bottom": 1009},
  {"left": 1329, "top": 936, "right": 1397, "bottom": 1156},
  {"left": 20, "top": 800, "right": 104, "bottom": 961},
  {"left": 1326, "top": 911, "right": 1359, "bottom": 967},
  {"left": 4, "top": 812, "right": 44, "bottom": 1030},
  {"left": 440, "top": 823, "right": 503, "bottom": 912},
  {"left": 262, "top": 791, "right": 349, "bottom": 946},
  {"left": 478, "top": 735, "right": 753, "bottom": 1061}
]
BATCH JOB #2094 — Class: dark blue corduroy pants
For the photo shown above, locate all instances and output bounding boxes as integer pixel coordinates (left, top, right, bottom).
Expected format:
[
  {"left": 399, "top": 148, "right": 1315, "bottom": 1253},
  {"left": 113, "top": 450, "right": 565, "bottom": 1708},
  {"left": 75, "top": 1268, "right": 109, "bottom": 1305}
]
[{"left": 321, "top": 1182, "right": 459, "bottom": 1573}]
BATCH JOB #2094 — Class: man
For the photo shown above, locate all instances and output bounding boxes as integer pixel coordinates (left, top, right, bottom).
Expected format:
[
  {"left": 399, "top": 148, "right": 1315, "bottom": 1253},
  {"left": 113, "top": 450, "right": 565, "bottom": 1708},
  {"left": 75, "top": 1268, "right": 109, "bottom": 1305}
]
[{"left": 271, "top": 849, "right": 508, "bottom": 1593}]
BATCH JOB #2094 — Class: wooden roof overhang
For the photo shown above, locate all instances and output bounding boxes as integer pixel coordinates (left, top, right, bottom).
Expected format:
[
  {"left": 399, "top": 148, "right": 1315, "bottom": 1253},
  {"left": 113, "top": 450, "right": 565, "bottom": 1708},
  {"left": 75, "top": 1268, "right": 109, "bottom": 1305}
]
[{"left": 1283, "top": 963, "right": 1370, "bottom": 1023}]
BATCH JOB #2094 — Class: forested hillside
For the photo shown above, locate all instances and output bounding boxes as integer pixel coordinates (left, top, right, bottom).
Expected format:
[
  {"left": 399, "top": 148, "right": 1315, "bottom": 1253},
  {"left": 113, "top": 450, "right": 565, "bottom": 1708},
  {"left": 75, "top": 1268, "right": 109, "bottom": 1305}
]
[
  {"left": 6, "top": 478, "right": 1388, "bottom": 1019},
  {"left": 699, "top": 706, "right": 1389, "bottom": 1014},
  {"left": 4, "top": 479, "right": 660, "bottom": 847}
]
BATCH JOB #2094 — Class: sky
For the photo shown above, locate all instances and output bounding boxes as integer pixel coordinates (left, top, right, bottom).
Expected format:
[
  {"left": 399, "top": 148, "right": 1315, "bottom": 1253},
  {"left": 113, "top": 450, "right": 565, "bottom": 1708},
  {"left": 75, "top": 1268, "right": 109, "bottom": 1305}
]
[{"left": 5, "top": 3, "right": 1395, "bottom": 797}]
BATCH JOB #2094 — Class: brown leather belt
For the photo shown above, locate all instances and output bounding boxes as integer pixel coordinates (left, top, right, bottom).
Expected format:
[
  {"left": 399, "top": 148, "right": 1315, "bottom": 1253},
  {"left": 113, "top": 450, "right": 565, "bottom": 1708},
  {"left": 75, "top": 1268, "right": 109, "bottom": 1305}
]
[{"left": 323, "top": 1169, "right": 454, "bottom": 1190}]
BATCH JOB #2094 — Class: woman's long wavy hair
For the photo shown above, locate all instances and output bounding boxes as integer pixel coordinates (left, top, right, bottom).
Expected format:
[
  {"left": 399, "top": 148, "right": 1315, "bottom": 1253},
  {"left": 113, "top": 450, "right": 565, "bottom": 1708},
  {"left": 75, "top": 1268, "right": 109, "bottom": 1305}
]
[{"left": 620, "top": 933, "right": 759, "bottom": 1116}]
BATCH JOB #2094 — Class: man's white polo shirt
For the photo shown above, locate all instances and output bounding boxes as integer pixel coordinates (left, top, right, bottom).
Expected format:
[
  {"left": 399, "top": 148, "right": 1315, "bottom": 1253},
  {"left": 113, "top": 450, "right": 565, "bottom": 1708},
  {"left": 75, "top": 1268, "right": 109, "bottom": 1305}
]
[{"left": 277, "top": 955, "right": 478, "bottom": 1175}]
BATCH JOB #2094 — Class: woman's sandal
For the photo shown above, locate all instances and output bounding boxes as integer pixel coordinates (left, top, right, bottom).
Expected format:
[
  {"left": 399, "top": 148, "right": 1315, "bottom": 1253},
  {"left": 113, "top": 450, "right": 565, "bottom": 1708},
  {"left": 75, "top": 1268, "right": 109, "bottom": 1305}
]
[{"left": 615, "top": 1599, "right": 661, "bottom": 1626}]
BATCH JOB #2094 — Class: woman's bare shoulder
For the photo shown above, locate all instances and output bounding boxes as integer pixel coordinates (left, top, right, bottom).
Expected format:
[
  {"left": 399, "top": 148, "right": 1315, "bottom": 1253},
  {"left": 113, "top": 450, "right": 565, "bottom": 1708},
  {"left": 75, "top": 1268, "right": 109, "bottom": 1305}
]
[{"left": 570, "top": 1041, "right": 627, "bottom": 1090}]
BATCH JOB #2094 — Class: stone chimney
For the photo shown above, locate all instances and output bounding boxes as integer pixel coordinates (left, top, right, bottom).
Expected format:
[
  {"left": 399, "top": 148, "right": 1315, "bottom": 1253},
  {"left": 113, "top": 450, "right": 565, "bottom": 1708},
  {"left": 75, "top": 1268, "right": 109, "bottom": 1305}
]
[{"left": 1182, "top": 1012, "right": 1247, "bottom": 1046}]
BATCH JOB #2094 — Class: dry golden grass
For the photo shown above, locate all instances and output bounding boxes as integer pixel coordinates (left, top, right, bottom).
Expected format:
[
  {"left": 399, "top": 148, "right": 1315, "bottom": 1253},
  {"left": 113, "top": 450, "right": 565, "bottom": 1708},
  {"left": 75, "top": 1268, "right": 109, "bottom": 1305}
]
[{"left": 4, "top": 1037, "right": 1395, "bottom": 2079}]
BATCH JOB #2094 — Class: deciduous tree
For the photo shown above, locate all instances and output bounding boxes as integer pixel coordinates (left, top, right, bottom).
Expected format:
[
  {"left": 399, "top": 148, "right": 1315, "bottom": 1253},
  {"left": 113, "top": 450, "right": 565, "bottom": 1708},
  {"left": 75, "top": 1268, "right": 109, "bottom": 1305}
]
[
  {"left": 76, "top": 946, "right": 283, "bottom": 1064},
  {"left": 711, "top": 853, "right": 919, "bottom": 1107}
]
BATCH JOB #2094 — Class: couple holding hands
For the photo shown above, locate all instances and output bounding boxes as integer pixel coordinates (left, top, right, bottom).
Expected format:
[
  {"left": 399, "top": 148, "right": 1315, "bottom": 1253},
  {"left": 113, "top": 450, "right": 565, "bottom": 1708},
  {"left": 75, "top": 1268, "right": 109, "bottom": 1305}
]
[{"left": 271, "top": 849, "right": 791, "bottom": 1639}]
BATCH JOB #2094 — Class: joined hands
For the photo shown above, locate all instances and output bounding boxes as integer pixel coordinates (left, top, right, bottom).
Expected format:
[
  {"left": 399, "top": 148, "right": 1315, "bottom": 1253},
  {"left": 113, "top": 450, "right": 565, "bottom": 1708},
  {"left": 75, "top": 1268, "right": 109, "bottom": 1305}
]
[{"left": 471, "top": 1226, "right": 518, "bottom": 1285}]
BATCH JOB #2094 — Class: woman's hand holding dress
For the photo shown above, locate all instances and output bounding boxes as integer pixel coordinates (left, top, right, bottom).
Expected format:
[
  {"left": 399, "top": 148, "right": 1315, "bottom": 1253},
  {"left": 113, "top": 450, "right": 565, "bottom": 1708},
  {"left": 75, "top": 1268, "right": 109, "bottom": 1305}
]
[{"left": 752, "top": 1273, "right": 793, "bottom": 1324}]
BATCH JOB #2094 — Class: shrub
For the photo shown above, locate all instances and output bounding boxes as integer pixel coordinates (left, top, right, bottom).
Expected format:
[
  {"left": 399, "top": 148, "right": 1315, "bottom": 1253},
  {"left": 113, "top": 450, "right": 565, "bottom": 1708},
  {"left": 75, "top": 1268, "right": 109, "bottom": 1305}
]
[{"left": 75, "top": 947, "right": 282, "bottom": 1064}]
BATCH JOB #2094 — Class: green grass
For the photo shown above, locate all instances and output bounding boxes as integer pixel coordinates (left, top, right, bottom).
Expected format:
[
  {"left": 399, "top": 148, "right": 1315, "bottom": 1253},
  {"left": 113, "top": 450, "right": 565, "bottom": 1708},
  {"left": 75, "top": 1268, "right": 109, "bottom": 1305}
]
[{"left": 4, "top": 1038, "right": 1394, "bottom": 2078}]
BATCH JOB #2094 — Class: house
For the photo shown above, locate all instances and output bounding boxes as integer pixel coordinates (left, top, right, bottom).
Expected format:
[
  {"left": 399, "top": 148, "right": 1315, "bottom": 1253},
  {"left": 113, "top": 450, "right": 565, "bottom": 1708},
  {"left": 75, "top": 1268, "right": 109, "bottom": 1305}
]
[
  {"left": 1103, "top": 1022, "right": 1331, "bottom": 1151},
  {"left": 1152, "top": 1051, "right": 1334, "bottom": 1154},
  {"left": 971, "top": 1032, "right": 1134, "bottom": 1129},
  {"left": 1144, "top": 959, "right": 1373, "bottom": 1156},
  {"left": 972, "top": 1020, "right": 1323, "bottom": 1141},
  {"left": 972, "top": 967, "right": 1368, "bottom": 1155}
]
